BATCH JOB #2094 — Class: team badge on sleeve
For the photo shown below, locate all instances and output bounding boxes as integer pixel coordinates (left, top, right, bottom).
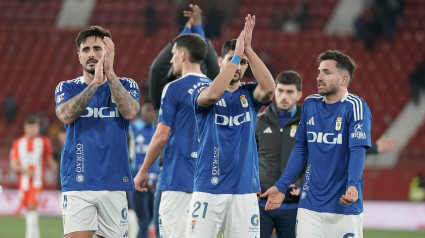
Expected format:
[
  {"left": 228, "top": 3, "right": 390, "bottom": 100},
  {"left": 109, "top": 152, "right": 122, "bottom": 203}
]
[
  {"left": 56, "top": 93, "right": 65, "bottom": 103},
  {"left": 240, "top": 95, "right": 248, "bottom": 108},
  {"left": 335, "top": 117, "right": 342, "bottom": 131},
  {"left": 197, "top": 86, "right": 206, "bottom": 93}
]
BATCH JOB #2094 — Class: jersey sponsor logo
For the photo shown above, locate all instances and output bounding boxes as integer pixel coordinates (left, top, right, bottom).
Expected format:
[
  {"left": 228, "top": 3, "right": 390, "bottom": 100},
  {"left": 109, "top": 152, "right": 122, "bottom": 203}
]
[
  {"left": 307, "top": 131, "right": 343, "bottom": 144},
  {"left": 351, "top": 123, "right": 367, "bottom": 139},
  {"left": 335, "top": 117, "right": 342, "bottom": 131},
  {"left": 307, "top": 117, "right": 315, "bottom": 125},
  {"left": 263, "top": 127, "right": 272, "bottom": 134},
  {"left": 250, "top": 214, "right": 259, "bottom": 227},
  {"left": 76, "top": 143, "right": 85, "bottom": 173},
  {"left": 215, "top": 98, "right": 227, "bottom": 107},
  {"left": 121, "top": 208, "right": 128, "bottom": 220},
  {"left": 81, "top": 107, "right": 120, "bottom": 118},
  {"left": 56, "top": 93, "right": 65, "bottom": 103},
  {"left": 302, "top": 164, "right": 312, "bottom": 197},
  {"left": 240, "top": 95, "right": 248, "bottom": 108},
  {"left": 212, "top": 147, "right": 219, "bottom": 176},
  {"left": 214, "top": 111, "right": 251, "bottom": 127}
]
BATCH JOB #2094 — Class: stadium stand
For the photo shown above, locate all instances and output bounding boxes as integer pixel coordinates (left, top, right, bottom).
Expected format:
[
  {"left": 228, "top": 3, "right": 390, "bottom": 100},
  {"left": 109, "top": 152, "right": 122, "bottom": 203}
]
[{"left": 0, "top": 0, "right": 424, "bottom": 200}]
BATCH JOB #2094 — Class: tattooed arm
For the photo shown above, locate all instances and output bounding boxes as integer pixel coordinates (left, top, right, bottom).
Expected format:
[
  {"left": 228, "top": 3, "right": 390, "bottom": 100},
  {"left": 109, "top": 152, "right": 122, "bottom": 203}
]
[
  {"left": 56, "top": 84, "right": 100, "bottom": 124},
  {"left": 103, "top": 37, "right": 140, "bottom": 120}
]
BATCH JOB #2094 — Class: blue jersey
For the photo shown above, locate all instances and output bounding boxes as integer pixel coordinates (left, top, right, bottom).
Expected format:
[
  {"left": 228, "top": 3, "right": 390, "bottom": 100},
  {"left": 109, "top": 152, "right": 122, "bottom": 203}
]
[
  {"left": 54, "top": 76, "right": 140, "bottom": 192},
  {"left": 277, "top": 92, "right": 372, "bottom": 215},
  {"left": 157, "top": 73, "right": 211, "bottom": 192},
  {"left": 129, "top": 120, "right": 160, "bottom": 182},
  {"left": 192, "top": 82, "right": 267, "bottom": 194}
]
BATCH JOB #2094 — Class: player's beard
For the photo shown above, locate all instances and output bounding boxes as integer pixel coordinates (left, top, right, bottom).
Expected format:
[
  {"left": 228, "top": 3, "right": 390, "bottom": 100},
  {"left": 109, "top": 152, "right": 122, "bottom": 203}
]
[
  {"left": 83, "top": 59, "right": 97, "bottom": 75},
  {"left": 83, "top": 67, "right": 95, "bottom": 75},
  {"left": 230, "top": 70, "right": 242, "bottom": 84},
  {"left": 318, "top": 83, "right": 338, "bottom": 96}
]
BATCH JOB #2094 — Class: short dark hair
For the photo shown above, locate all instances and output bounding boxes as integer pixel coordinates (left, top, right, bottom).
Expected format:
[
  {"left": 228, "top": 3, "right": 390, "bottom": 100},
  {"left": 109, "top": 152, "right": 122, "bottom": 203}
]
[
  {"left": 220, "top": 39, "right": 237, "bottom": 58},
  {"left": 173, "top": 34, "right": 207, "bottom": 64},
  {"left": 76, "top": 26, "right": 111, "bottom": 51},
  {"left": 24, "top": 115, "right": 40, "bottom": 125},
  {"left": 317, "top": 50, "right": 357, "bottom": 84},
  {"left": 275, "top": 70, "right": 302, "bottom": 92}
]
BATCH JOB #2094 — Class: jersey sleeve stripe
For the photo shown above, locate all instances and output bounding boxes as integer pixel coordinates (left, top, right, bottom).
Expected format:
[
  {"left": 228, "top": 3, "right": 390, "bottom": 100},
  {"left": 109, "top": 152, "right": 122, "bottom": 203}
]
[{"left": 347, "top": 94, "right": 363, "bottom": 121}]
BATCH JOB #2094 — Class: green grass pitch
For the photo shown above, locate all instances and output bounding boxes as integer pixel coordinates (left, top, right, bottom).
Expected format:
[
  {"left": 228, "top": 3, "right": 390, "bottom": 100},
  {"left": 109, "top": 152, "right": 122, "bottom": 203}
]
[{"left": 0, "top": 216, "right": 424, "bottom": 238}]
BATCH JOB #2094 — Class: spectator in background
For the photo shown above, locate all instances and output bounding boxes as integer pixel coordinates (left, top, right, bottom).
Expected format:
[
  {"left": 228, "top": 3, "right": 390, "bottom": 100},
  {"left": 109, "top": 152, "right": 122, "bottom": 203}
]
[
  {"left": 3, "top": 94, "right": 16, "bottom": 125},
  {"left": 295, "top": 0, "right": 309, "bottom": 30},
  {"left": 204, "top": 6, "right": 224, "bottom": 38},
  {"left": 10, "top": 115, "right": 57, "bottom": 238},
  {"left": 409, "top": 57, "right": 425, "bottom": 105},
  {"left": 409, "top": 173, "right": 425, "bottom": 202},
  {"left": 145, "top": 1, "right": 156, "bottom": 36},
  {"left": 129, "top": 100, "right": 160, "bottom": 238}
]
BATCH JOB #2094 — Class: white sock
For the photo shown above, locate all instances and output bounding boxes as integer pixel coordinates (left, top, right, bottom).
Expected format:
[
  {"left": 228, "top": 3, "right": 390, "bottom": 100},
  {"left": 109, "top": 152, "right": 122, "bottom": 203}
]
[
  {"left": 25, "top": 210, "right": 40, "bottom": 238},
  {"left": 128, "top": 209, "right": 139, "bottom": 238}
]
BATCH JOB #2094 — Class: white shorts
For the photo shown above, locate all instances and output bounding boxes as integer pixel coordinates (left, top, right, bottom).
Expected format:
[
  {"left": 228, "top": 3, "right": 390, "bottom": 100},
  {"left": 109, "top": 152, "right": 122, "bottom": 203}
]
[
  {"left": 296, "top": 208, "right": 363, "bottom": 238},
  {"left": 186, "top": 192, "right": 259, "bottom": 238},
  {"left": 158, "top": 191, "right": 192, "bottom": 238},
  {"left": 62, "top": 191, "right": 128, "bottom": 237}
]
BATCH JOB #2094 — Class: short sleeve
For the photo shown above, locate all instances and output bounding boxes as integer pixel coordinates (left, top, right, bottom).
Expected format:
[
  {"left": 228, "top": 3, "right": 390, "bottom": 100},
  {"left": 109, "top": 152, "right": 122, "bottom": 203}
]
[
  {"left": 158, "top": 83, "right": 177, "bottom": 127},
  {"left": 120, "top": 78, "right": 141, "bottom": 101},
  {"left": 54, "top": 81, "right": 74, "bottom": 109},
  {"left": 348, "top": 99, "right": 372, "bottom": 148}
]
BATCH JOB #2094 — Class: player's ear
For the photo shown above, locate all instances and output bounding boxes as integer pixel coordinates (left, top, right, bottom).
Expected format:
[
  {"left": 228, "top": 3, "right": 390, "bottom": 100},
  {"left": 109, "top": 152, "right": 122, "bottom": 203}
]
[
  {"left": 218, "top": 57, "right": 224, "bottom": 67},
  {"left": 180, "top": 50, "right": 185, "bottom": 62},
  {"left": 341, "top": 74, "right": 349, "bottom": 86},
  {"left": 297, "top": 91, "right": 302, "bottom": 101}
]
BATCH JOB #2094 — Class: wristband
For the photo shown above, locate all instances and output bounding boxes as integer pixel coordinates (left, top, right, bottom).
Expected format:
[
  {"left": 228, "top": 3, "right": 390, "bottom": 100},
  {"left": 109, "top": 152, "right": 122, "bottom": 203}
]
[{"left": 231, "top": 54, "right": 241, "bottom": 65}]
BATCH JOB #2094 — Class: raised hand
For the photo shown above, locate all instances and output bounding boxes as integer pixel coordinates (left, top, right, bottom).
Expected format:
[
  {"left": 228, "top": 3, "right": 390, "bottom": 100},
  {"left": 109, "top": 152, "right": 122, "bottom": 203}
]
[
  {"left": 234, "top": 23, "right": 246, "bottom": 57},
  {"left": 244, "top": 14, "right": 256, "bottom": 51},
  {"left": 183, "top": 4, "right": 202, "bottom": 26},
  {"left": 102, "top": 37, "right": 115, "bottom": 77},
  {"left": 92, "top": 54, "right": 106, "bottom": 85}
]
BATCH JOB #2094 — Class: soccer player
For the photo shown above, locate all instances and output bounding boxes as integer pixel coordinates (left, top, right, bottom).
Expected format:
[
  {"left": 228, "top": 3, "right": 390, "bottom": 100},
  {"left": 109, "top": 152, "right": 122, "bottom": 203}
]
[
  {"left": 133, "top": 33, "right": 211, "bottom": 238},
  {"left": 54, "top": 26, "right": 140, "bottom": 238},
  {"left": 10, "top": 115, "right": 57, "bottom": 238},
  {"left": 261, "top": 50, "right": 372, "bottom": 238},
  {"left": 256, "top": 71, "right": 304, "bottom": 238},
  {"left": 129, "top": 100, "right": 160, "bottom": 238},
  {"left": 187, "top": 15, "right": 275, "bottom": 237}
]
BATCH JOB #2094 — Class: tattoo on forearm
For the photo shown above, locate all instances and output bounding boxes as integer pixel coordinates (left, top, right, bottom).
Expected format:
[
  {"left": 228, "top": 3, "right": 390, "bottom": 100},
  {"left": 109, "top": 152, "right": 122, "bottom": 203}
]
[
  {"left": 56, "top": 84, "right": 98, "bottom": 123},
  {"left": 107, "top": 75, "right": 139, "bottom": 118}
]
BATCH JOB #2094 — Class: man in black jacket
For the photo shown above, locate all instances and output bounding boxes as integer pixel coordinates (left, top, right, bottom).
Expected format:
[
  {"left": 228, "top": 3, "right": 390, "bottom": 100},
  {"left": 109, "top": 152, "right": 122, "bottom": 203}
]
[
  {"left": 148, "top": 4, "right": 219, "bottom": 110},
  {"left": 256, "top": 71, "right": 304, "bottom": 238}
]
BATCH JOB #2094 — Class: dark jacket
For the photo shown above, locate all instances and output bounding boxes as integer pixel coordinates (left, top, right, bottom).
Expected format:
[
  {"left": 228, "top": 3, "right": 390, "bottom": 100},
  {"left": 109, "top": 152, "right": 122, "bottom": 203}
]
[
  {"left": 148, "top": 39, "right": 220, "bottom": 110},
  {"left": 256, "top": 104, "right": 305, "bottom": 201}
]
